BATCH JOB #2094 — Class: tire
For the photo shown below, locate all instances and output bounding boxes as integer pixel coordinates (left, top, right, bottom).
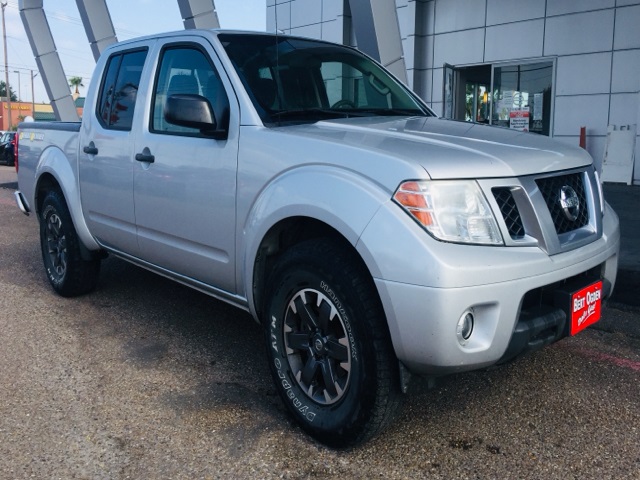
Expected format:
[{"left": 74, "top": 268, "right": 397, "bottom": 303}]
[
  {"left": 264, "top": 238, "right": 401, "bottom": 448},
  {"left": 40, "top": 190, "right": 101, "bottom": 297},
  {"left": 6, "top": 151, "right": 14, "bottom": 167}
]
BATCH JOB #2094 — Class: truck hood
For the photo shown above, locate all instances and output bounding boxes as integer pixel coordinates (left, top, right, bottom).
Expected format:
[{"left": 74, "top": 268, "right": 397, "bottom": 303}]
[{"left": 290, "top": 116, "right": 593, "bottom": 179}]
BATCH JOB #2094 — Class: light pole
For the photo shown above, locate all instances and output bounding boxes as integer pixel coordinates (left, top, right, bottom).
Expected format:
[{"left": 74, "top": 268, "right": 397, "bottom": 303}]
[
  {"left": 31, "top": 70, "right": 38, "bottom": 118},
  {"left": 13, "top": 69, "right": 20, "bottom": 101}
]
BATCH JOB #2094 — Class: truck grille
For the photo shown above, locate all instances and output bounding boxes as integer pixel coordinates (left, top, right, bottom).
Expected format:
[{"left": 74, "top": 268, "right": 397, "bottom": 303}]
[
  {"left": 535, "top": 173, "right": 589, "bottom": 235},
  {"left": 493, "top": 188, "right": 525, "bottom": 240},
  {"left": 482, "top": 168, "right": 598, "bottom": 253}
]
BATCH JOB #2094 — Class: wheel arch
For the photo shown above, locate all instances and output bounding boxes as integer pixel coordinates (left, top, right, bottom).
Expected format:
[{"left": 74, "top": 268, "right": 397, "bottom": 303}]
[
  {"left": 34, "top": 149, "right": 100, "bottom": 253},
  {"left": 252, "top": 216, "right": 366, "bottom": 322},
  {"left": 241, "top": 166, "right": 392, "bottom": 323},
  {"left": 35, "top": 172, "right": 62, "bottom": 215}
]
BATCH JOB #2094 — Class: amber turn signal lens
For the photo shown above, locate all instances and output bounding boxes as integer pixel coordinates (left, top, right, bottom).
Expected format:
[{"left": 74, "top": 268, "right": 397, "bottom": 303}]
[{"left": 393, "top": 181, "right": 434, "bottom": 227}]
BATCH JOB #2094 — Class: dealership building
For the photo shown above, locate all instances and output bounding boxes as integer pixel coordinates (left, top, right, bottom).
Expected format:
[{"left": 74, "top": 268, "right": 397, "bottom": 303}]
[{"left": 267, "top": 0, "right": 640, "bottom": 184}]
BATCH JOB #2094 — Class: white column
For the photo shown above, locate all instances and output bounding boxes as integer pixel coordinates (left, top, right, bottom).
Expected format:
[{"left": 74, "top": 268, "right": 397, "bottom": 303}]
[
  {"left": 75, "top": 0, "right": 118, "bottom": 62},
  {"left": 18, "top": 0, "right": 78, "bottom": 121},
  {"left": 177, "top": 0, "right": 220, "bottom": 29},
  {"left": 348, "top": 0, "right": 408, "bottom": 84}
]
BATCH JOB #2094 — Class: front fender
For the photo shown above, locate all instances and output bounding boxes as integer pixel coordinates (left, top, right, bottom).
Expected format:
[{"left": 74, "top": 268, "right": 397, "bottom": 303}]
[
  {"left": 35, "top": 146, "right": 100, "bottom": 251},
  {"left": 241, "top": 165, "right": 391, "bottom": 318}
]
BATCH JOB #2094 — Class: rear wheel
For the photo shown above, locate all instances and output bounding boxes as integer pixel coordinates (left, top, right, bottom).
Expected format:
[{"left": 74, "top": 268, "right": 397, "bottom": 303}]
[
  {"left": 40, "top": 190, "right": 101, "bottom": 297},
  {"left": 264, "top": 238, "right": 401, "bottom": 448}
]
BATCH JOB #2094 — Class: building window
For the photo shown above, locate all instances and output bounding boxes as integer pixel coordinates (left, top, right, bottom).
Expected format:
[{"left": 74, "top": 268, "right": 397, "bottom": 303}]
[{"left": 491, "top": 61, "right": 553, "bottom": 136}]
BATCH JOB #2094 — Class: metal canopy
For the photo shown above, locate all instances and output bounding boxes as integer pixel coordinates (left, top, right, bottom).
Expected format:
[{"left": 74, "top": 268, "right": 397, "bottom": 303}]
[
  {"left": 75, "top": 0, "right": 117, "bottom": 62},
  {"left": 19, "top": 0, "right": 78, "bottom": 121},
  {"left": 177, "top": 0, "right": 219, "bottom": 29},
  {"left": 348, "top": 0, "right": 407, "bottom": 84}
]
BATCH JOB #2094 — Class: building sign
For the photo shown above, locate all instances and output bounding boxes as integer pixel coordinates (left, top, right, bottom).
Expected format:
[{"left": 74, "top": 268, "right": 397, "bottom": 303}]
[
  {"left": 509, "top": 107, "right": 530, "bottom": 132},
  {"left": 533, "top": 93, "right": 543, "bottom": 121},
  {"left": 4, "top": 103, "right": 32, "bottom": 110}
]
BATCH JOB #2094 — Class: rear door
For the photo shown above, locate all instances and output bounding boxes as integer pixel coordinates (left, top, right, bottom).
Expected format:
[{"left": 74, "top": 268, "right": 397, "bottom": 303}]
[
  {"left": 79, "top": 46, "right": 150, "bottom": 254},
  {"left": 132, "top": 36, "right": 239, "bottom": 292}
]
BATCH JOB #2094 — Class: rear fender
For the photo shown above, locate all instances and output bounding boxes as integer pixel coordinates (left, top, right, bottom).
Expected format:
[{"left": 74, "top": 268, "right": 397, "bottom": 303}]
[{"left": 35, "top": 146, "right": 100, "bottom": 251}]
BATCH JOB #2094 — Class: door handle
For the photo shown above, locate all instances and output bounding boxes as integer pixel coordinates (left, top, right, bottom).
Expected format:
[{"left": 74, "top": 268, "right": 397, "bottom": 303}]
[
  {"left": 135, "top": 147, "right": 155, "bottom": 163},
  {"left": 83, "top": 143, "right": 98, "bottom": 155}
]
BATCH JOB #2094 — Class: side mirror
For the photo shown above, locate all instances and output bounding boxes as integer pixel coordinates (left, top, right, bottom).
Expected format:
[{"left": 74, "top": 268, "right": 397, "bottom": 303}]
[{"left": 164, "top": 94, "right": 227, "bottom": 139}]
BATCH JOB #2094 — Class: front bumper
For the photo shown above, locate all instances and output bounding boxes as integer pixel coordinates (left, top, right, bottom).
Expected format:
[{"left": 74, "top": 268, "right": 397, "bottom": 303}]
[{"left": 359, "top": 203, "right": 620, "bottom": 376}]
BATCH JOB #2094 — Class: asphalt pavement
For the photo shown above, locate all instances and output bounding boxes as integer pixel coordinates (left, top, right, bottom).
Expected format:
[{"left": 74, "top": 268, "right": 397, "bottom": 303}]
[
  {"left": 1, "top": 165, "right": 639, "bottom": 479},
  {"left": 602, "top": 183, "right": 640, "bottom": 309}
]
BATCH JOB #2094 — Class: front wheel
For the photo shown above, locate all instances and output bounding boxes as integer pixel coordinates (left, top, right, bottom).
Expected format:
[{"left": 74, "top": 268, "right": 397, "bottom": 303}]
[
  {"left": 40, "top": 190, "right": 101, "bottom": 297},
  {"left": 264, "top": 239, "right": 401, "bottom": 447}
]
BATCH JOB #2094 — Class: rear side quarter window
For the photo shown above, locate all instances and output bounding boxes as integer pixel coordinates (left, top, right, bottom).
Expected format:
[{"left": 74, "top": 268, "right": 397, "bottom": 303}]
[{"left": 96, "top": 49, "right": 148, "bottom": 131}]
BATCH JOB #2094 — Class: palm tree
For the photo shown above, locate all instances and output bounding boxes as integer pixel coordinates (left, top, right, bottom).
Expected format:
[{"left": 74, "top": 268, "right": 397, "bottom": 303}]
[
  {"left": 0, "top": 80, "right": 17, "bottom": 101},
  {"left": 69, "top": 76, "right": 84, "bottom": 97}
]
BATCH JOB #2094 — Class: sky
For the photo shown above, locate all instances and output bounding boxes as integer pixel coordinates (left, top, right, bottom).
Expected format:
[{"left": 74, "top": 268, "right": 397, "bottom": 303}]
[{"left": 1, "top": 0, "right": 267, "bottom": 104}]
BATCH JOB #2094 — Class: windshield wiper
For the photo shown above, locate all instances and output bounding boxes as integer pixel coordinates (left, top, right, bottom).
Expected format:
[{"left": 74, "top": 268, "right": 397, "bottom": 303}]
[
  {"left": 349, "top": 108, "right": 428, "bottom": 117},
  {"left": 271, "top": 107, "right": 429, "bottom": 124},
  {"left": 272, "top": 108, "right": 352, "bottom": 122}
]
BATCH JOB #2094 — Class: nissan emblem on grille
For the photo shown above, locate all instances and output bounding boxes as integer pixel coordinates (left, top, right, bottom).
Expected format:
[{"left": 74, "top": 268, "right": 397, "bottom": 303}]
[{"left": 560, "top": 185, "right": 580, "bottom": 221}]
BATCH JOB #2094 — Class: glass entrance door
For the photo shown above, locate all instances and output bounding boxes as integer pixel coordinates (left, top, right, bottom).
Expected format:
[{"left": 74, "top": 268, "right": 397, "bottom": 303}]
[{"left": 466, "top": 83, "right": 490, "bottom": 123}]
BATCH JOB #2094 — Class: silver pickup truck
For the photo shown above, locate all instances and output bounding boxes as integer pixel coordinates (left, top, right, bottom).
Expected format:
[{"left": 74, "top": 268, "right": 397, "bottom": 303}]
[{"left": 15, "top": 30, "right": 620, "bottom": 447}]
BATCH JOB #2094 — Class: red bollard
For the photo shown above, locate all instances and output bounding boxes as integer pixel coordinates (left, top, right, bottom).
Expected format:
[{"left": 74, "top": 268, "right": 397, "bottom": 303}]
[{"left": 579, "top": 126, "right": 586, "bottom": 149}]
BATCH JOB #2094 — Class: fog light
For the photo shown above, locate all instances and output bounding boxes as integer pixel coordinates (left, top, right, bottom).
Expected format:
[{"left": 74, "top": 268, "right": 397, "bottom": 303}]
[{"left": 457, "top": 310, "right": 474, "bottom": 345}]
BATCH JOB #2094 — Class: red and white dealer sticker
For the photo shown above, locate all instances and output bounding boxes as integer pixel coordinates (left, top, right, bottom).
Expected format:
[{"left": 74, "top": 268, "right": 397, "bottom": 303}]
[{"left": 570, "top": 281, "right": 603, "bottom": 335}]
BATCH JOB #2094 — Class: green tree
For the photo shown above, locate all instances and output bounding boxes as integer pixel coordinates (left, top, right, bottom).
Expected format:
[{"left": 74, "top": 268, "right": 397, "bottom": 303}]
[
  {"left": 69, "top": 76, "right": 84, "bottom": 95},
  {"left": 0, "top": 80, "right": 18, "bottom": 102}
]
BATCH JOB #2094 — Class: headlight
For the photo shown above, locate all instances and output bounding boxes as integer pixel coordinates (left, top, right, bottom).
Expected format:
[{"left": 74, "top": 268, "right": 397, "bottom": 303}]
[{"left": 393, "top": 180, "right": 503, "bottom": 245}]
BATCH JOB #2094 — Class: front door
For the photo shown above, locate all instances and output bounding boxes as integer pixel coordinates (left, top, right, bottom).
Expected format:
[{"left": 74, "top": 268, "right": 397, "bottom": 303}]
[{"left": 132, "top": 40, "right": 238, "bottom": 293}]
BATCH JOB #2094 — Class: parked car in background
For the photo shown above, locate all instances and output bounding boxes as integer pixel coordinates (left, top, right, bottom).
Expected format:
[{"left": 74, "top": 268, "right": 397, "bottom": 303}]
[{"left": 0, "top": 131, "right": 16, "bottom": 166}]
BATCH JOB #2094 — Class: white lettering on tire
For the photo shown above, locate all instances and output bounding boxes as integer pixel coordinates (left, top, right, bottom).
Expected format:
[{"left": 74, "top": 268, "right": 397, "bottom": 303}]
[{"left": 273, "top": 358, "right": 316, "bottom": 422}]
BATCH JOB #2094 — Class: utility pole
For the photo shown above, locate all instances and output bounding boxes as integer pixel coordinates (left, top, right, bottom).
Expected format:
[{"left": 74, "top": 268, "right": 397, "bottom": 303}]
[{"left": 1, "top": 2, "right": 11, "bottom": 130}]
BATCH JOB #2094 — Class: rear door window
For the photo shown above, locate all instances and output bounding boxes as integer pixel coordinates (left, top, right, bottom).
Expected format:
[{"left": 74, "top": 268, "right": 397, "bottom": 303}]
[{"left": 96, "top": 49, "right": 148, "bottom": 131}]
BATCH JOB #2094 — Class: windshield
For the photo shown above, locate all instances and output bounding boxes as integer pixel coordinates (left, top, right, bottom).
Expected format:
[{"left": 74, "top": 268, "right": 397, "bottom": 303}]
[{"left": 219, "top": 33, "right": 432, "bottom": 125}]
